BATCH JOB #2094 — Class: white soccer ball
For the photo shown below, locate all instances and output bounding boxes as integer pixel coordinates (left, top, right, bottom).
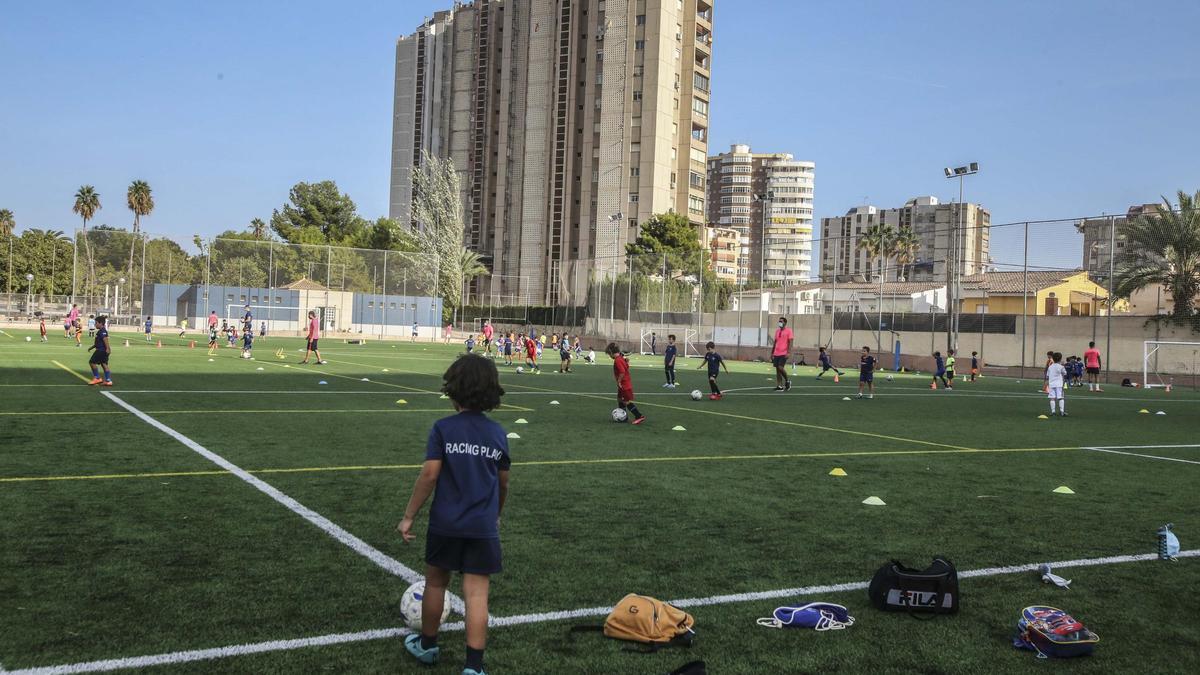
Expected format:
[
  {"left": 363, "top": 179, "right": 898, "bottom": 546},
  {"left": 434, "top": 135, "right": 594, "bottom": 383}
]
[
  {"left": 886, "top": 374, "right": 893, "bottom": 381},
  {"left": 611, "top": 407, "right": 629, "bottom": 422},
  {"left": 400, "top": 580, "right": 451, "bottom": 630},
  {"left": 516, "top": 366, "right": 524, "bottom": 374},
  {"left": 25, "top": 336, "right": 32, "bottom": 342},
  {"left": 690, "top": 389, "right": 703, "bottom": 401}
]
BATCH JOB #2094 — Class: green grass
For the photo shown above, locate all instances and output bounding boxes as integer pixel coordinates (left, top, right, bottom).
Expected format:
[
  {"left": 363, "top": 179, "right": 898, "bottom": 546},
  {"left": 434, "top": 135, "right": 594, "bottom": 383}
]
[{"left": 1, "top": 327, "right": 1198, "bottom": 674}]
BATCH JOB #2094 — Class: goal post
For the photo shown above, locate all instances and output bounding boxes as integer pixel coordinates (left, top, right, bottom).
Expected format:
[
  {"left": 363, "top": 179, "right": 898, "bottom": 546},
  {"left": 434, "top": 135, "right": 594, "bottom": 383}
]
[{"left": 1143, "top": 340, "right": 1200, "bottom": 389}]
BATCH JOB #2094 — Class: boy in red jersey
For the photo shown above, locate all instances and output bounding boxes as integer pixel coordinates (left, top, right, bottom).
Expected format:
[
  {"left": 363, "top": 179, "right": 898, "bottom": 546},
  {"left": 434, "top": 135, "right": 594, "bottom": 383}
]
[{"left": 606, "top": 343, "right": 645, "bottom": 424}]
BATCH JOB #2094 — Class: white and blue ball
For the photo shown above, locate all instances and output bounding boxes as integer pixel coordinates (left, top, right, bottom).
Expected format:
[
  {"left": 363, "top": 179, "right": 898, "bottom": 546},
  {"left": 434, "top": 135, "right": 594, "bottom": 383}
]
[{"left": 400, "top": 580, "right": 451, "bottom": 629}]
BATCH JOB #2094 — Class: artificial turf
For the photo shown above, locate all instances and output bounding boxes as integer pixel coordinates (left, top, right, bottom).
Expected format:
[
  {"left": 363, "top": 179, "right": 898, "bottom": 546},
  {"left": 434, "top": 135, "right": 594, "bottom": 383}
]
[{"left": 1, "top": 327, "right": 1197, "bottom": 674}]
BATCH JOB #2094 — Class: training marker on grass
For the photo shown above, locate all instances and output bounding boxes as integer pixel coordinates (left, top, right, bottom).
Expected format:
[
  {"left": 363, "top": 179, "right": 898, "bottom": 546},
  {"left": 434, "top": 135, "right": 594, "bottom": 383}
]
[
  {"left": 207, "top": 358, "right": 214, "bottom": 362},
  {"left": 318, "top": 381, "right": 327, "bottom": 385},
  {"left": 842, "top": 397, "right": 852, "bottom": 401},
  {"left": 1037, "top": 414, "right": 1049, "bottom": 419},
  {"left": 395, "top": 399, "right": 407, "bottom": 405},
  {"left": 549, "top": 400, "right": 560, "bottom": 405},
  {"left": 672, "top": 425, "right": 687, "bottom": 431},
  {"left": 1053, "top": 486, "right": 1075, "bottom": 495},
  {"left": 862, "top": 496, "right": 886, "bottom": 506},
  {"left": 361, "top": 378, "right": 370, "bottom": 382},
  {"left": 829, "top": 467, "right": 847, "bottom": 476},
  {"left": 1139, "top": 409, "right": 1150, "bottom": 414},
  {"left": 1156, "top": 411, "right": 1166, "bottom": 415},
  {"left": 514, "top": 418, "right": 528, "bottom": 424},
  {"left": 506, "top": 432, "right": 520, "bottom": 439},
  {"left": 256, "top": 367, "right": 264, "bottom": 371}
]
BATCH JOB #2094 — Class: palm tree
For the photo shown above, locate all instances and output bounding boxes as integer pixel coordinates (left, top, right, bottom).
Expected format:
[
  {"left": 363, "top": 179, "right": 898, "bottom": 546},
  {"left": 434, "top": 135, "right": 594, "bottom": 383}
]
[
  {"left": 73, "top": 186, "right": 101, "bottom": 301},
  {"left": 1114, "top": 190, "right": 1200, "bottom": 319},
  {"left": 856, "top": 223, "right": 896, "bottom": 281},
  {"left": 457, "top": 246, "right": 490, "bottom": 306},
  {"left": 126, "top": 180, "right": 154, "bottom": 305},
  {"left": 249, "top": 218, "right": 267, "bottom": 240},
  {"left": 892, "top": 225, "right": 919, "bottom": 281}
]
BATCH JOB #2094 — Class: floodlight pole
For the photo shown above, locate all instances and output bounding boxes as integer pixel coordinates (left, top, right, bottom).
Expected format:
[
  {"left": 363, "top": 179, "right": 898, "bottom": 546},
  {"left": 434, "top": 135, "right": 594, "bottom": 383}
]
[
  {"left": 1105, "top": 215, "right": 1115, "bottom": 383},
  {"left": 943, "top": 163, "right": 978, "bottom": 351}
]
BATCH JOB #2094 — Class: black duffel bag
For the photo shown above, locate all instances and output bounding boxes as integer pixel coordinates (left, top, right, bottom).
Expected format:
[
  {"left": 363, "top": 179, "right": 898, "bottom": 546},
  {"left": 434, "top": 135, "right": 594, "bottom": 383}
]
[{"left": 868, "top": 556, "right": 959, "bottom": 615}]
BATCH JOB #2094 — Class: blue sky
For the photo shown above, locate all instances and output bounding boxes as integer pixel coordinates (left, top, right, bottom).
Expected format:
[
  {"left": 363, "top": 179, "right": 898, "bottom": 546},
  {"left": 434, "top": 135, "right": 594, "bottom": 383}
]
[{"left": 2, "top": 0, "right": 1198, "bottom": 267}]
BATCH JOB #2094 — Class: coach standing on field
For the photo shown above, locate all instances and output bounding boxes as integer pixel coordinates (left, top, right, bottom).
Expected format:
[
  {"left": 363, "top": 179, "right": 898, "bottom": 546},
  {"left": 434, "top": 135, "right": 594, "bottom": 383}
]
[{"left": 772, "top": 316, "right": 793, "bottom": 392}]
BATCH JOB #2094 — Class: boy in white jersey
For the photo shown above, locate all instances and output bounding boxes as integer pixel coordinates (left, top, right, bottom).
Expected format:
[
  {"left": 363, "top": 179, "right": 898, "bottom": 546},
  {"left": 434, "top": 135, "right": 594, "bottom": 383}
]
[{"left": 1046, "top": 351, "right": 1068, "bottom": 417}]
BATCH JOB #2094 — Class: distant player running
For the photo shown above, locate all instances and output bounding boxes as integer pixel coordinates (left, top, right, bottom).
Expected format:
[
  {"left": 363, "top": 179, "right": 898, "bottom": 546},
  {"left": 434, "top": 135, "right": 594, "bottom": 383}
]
[
  {"left": 816, "top": 346, "right": 842, "bottom": 380},
  {"left": 300, "top": 310, "right": 326, "bottom": 364},
  {"left": 607, "top": 343, "right": 645, "bottom": 424},
  {"left": 523, "top": 334, "right": 539, "bottom": 373},
  {"left": 1083, "top": 341, "right": 1103, "bottom": 392},
  {"left": 932, "top": 351, "right": 949, "bottom": 390}
]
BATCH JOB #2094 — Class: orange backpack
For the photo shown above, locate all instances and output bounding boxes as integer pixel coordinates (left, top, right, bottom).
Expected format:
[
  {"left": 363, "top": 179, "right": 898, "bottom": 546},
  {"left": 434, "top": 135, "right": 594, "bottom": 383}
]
[{"left": 573, "top": 594, "right": 696, "bottom": 651}]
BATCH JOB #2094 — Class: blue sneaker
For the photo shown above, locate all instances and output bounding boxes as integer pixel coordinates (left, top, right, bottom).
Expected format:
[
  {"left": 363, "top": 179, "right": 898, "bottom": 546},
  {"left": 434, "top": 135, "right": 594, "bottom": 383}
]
[
  {"left": 403, "top": 634, "right": 439, "bottom": 665},
  {"left": 462, "top": 669, "right": 487, "bottom": 675}
]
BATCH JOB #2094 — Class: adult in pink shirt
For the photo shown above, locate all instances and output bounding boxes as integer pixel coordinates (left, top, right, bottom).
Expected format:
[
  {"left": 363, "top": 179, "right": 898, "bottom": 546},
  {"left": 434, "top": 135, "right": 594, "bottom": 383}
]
[
  {"left": 300, "top": 310, "right": 325, "bottom": 364},
  {"left": 66, "top": 304, "right": 80, "bottom": 337},
  {"left": 482, "top": 320, "right": 494, "bottom": 355},
  {"left": 1083, "top": 340, "right": 1103, "bottom": 392},
  {"left": 772, "top": 316, "right": 794, "bottom": 391},
  {"left": 208, "top": 311, "right": 218, "bottom": 329}
]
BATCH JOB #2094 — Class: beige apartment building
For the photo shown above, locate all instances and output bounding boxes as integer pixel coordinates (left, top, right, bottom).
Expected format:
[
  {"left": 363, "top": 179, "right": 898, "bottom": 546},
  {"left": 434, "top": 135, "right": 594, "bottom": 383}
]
[
  {"left": 390, "top": 0, "right": 714, "bottom": 305},
  {"left": 705, "top": 144, "right": 815, "bottom": 285},
  {"left": 1076, "top": 203, "right": 1159, "bottom": 281},
  {"left": 819, "top": 196, "right": 990, "bottom": 283},
  {"left": 705, "top": 225, "right": 738, "bottom": 282}
]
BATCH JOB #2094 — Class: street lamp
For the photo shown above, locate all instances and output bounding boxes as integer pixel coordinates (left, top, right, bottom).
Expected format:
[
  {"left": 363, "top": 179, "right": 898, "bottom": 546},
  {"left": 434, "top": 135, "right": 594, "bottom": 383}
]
[
  {"left": 942, "top": 162, "right": 978, "bottom": 351},
  {"left": 118, "top": 277, "right": 126, "bottom": 322},
  {"left": 25, "top": 273, "right": 34, "bottom": 316},
  {"left": 753, "top": 191, "right": 774, "bottom": 346}
]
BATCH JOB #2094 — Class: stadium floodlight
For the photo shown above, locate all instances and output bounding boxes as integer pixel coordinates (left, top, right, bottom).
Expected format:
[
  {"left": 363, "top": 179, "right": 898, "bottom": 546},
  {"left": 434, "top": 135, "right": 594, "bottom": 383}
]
[{"left": 942, "top": 162, "right": 979, "bottom": 351}]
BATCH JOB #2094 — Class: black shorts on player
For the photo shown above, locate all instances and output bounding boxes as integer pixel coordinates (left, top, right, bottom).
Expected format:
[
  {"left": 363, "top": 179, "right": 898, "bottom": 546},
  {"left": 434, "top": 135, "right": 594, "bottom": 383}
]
[{"left": 425, "top": 531, "right": 503, "bottom": 575}]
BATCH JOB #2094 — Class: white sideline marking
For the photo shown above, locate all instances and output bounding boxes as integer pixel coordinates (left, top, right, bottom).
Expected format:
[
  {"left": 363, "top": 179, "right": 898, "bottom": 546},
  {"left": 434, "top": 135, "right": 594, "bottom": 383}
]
[
  {"left": 8, "top": 549, "right": 1196, "bottom": 674},
  {"left": 1092, "top": 444, "right": 1200, "bottom": 450},
  {"left": 1084, "top": 446, "right": 1200, "bottom": 465},
  {"left": 98, "top": 391, "right": 465, "bottom": 616}
]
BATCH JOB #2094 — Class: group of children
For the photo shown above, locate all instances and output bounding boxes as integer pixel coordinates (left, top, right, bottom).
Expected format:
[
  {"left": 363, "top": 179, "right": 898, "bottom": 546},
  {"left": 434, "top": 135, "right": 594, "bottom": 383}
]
[{"left": 465, "top": 326, "right": 598, "bottom": 374}]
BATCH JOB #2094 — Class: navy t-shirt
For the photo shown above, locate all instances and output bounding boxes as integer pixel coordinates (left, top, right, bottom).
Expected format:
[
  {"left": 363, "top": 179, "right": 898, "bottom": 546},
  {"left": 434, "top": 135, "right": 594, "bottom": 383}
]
[
  {"left": 820, "top": 352, "right": 831, "bottom": 366},
  {"left": 425, "top": 411, "right": 511, "bottom": 539},
  {"left": 664, "top": 344, "right": 677, "bottom": 365},
  {"left": 703, "top": 351, "right": 724, "bottom": 376},
  {"left": 934, "top": 355, "right": 945, "bottom": 373},
  {"left": 860, "top": 354, "right": 876, "bottom": 373},
  {"left": 92, "top": 326, "right": 108, "bottom": 352}
]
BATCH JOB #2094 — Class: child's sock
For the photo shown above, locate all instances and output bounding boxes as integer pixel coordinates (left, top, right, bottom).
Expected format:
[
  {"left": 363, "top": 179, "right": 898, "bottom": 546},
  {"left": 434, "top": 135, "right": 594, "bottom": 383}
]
[
  {"left": 419, "top": 633, "right": 438, "bottom": 650},
  {"left": 626, "top": 403, "right": 643, "bottom": 419},
  {"left": 1058, "top": 399, "right": 1065, "bottom": 414},
  {"left": 709, "top": 380, "right": 719, "bottom": 394},
  {"left": 465, "top": 647, "right": 485, "bottom": 671},
  {"left": 90, "top": 366, "right": 99, "bottom": 378},
  {"left": 1049, "top": 400, "right": 1056, "bottom": 414},
  {"left": 103, "top": 370, "right": 111, "bottom": 382}
]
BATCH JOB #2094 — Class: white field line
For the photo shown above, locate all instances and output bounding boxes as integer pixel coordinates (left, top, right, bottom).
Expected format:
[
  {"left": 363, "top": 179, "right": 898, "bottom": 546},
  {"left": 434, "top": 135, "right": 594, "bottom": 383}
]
[
  {"left": 98, "top": 391, "right": 465, "bottom": 616},
  {"left": 1084, "top": 446, "right": 1200, "bottom": 465},
  {"left": 1091, "top": 443, "right": 1200, "bottom": 449},
  {"left": 7, "top": 549, "right": 1197, "bottom": 674}
]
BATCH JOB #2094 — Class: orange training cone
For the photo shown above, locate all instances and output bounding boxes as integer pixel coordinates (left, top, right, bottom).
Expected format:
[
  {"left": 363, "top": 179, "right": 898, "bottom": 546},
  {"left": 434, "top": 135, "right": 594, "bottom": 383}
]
[
  {"left": 833, "top": 373, "right": 840, "bottom": 383},
  {"left": 189, "top": 340, "right": 195, "bottom": 348},
  {"left": 156, "top": 339, "right": 162, "bottom": 348},
  {"left": 930, "top": 381, "right": 937, "bottom": 390}
]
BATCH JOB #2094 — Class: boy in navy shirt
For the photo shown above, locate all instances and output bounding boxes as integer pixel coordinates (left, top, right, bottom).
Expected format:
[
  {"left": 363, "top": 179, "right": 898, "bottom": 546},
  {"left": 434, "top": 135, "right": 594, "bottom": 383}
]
[
  {"left": 143, "top": 316, "right": 153, "bottom": 343},
  {"left": 662, "top": 334, "right": 677, "bottom": 388},
  {"left": 857, "top": 345, "right": 876, "bottom": 399},
  {"left": 970, "top": 351, "right": 980, "bottom": 382},
  {"left": 932, "top": 351, "right": 949, "bottom": 390},
  {"left": 816, "top": 346, "right": 842, "bottom": 380},
  {"left": 86, "top": 315, "right": 113, "bottom": 386},
  {"left": 697, "top": 341, "right": 730, "bottom": 400},
  {"left": 558, "top": 335, "right": 572, "bottom": 373},
  {"left": 241, "top": 326, "right": 254, "bottom": 359},
  {"left": 399, "top": 354, "right": 510, "bottom": 675}
]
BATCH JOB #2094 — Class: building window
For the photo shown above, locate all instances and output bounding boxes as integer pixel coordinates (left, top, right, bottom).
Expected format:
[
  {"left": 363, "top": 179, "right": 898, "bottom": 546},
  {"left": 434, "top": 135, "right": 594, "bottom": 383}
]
[
  {"left": 692, "top": 97, "right": 708, "bottom": 117},
  {"left": 632, "top": 90, "right": 642, "bottom": 101},
  {"left": 690, "top": 147, "right": 706, "bottom": 163},
  {"left": 631, "top": 167, "right": 640, "bottom": 177},
  {"left": 635, "top": 40, "right": 645, "bottom": 50},
  {"left": 693, "top": 73, "right": 709, "bottom": 93},
  {"left": 630, "top": 193, "right": 639, "bottom": 203},
  {"left": 636, "top": 14, "right": 645, "bottom": 25}
]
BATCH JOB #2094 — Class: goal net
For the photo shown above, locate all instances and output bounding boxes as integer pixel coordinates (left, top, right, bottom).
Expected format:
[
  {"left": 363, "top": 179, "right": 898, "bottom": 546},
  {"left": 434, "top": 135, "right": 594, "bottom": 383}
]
[{"left": 1143, "top": 340, "right": 1200, "bottom": 389}]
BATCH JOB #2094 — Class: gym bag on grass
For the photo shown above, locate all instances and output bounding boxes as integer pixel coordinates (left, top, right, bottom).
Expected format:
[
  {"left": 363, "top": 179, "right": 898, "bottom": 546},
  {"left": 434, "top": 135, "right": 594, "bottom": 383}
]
[
  {"left": 571, "top": 594, "right": 696, "bottom": 651},
  {"left": 1012, "top": 605, "right": 1098, "bottom": 658},
  {"left": 868, "top": 556, "right": 959, "bottom": 615}
]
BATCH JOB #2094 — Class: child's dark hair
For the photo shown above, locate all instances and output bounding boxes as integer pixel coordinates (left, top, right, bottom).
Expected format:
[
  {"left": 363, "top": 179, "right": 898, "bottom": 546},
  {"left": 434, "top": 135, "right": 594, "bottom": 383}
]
[
  {"left": 441, "top": 354, "right": 505, "bottom": 411},
  {"left": 668, "top": 334, "right": 676, "bottom": 340},
  {"left": 605, "top": 342, "right": 621, "bottom": 356},
  {"left": 1052, "top": 352, "right": 1063, "bottom": 363},
  {"left": 705, "top": 341, "right": 715, "bottom": 349},
  {"left": 862, "top": 345, "right": 870, "bottom": 352},
  {"left": 971, "top": 351, "right": 977, "bottom": 356},
  {"left": 95, "top": 315, "right": 107, "bottom": 326}
]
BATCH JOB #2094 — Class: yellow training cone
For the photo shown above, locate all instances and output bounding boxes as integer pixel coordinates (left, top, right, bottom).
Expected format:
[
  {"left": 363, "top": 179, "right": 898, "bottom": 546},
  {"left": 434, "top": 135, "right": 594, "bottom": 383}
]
[
  {"left": 514, "top": 418, "right": 528, "bottom": 424},
  {"left": 829, "top": 468, "right": 848, "bottom": 477},
  {"left": 1052, "top": 486, "right": 1075, "bottom": 495},
  {"left": 1138, "top": 409, "right": 1150, "bottom": 414},
  {"left": 862, "top": 496, "right": 886, "bottom": 506},
  {"left": 672, "top": 425, "right": 687, "bottom": 431},
  {"left": 395, "top": 399, "right": 407, "bottom": 405},
  {"left": 506, "top": 432, "right": 520, "bottom": 439}
]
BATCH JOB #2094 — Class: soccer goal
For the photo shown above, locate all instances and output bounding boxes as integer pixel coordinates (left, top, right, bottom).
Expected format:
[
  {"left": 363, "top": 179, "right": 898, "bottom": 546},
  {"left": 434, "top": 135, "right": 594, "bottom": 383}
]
[
  {"left": 1143, "top": 340, "right": 1200, "bottom": 389},
  {"left": 225, "top": 304, "right": 302, "bottom": 332},
  {"left": 639, "top": 327, "right": 700, "bottom": 357}
]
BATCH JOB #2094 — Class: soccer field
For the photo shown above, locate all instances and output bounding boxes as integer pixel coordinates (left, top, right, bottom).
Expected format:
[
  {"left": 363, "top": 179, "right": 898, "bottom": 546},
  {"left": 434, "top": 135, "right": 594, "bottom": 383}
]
[{"left": 1, "top": 328, "right": 1198, "bottom": 674}]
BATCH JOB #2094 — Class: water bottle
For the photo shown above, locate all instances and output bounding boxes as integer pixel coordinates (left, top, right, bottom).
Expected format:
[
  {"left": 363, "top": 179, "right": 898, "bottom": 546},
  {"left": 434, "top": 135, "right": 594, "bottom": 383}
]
[{"left": 1158, "top": 523, "right": 1179, "bottom": 561}]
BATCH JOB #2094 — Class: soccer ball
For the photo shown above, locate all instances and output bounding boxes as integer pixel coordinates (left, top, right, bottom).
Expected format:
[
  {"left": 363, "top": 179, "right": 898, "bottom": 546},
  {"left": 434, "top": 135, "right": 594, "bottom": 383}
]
[
  {"left": 611, "top": 407, "right": 629, "bottom": 422},
  {"left": 25, "top": 336, "right": 32, "bottom": 342},
  {"left": 690, "top": 389, "right": 703, "bottom": 401},
  {"left": 886, "top": 374, "right": 893, "bottom": 381},
  {"left": 516, "top": 366, "right": 524, "bottom": 374},
  {"left": 400, "top": 580, "right": 451, "bottom": 630}
]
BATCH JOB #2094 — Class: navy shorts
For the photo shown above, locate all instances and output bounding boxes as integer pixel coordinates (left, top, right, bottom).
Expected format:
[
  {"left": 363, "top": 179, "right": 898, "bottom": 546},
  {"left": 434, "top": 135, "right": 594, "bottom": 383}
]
[
  {"left": 89, "top": 352, "right": 109, "bottom": 365},
  {"left": 859, "top": 372, "right": 873, "bottom": 382},
  {"left": 1086, "top": 366, "right": 1100, "bottom": 375},
  {"left": 308, "top": 339, "right": 319, "bottom": 350},
  {"left": 772, "top": 355, "right": 788, "bottom": 368},
  {"left": 426, "top": 532, "right": 502, "bottom": 575}
]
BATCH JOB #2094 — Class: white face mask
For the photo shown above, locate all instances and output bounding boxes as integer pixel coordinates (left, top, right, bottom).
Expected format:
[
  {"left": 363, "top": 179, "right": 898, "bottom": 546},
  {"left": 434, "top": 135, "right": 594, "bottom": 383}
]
[{"left": 778, "top": 321, "right": 785, "bottom": 328}]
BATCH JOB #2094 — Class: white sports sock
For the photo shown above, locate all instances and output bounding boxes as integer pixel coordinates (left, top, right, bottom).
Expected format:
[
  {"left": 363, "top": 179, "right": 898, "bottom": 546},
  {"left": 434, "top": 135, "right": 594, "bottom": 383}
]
[
  {"left": 1049, "top": 401, "right": 1056, "bottom": 414},
  {"left": 1059, "top": 399, "right": 1066, "bottom": 413}
]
